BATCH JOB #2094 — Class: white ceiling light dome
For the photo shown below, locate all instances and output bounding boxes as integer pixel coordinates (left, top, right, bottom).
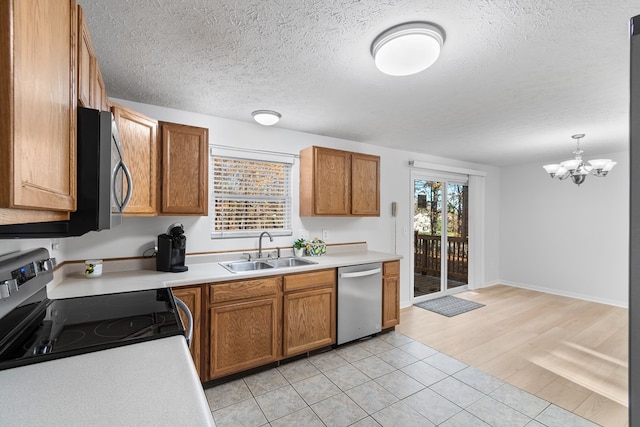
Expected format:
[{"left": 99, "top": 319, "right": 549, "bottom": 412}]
[
  {"left": 371, "top": 22, "right": 445, "bottom": 76},
  {"left": 251, "top": 110, "right": 281, "bottom": 126}
]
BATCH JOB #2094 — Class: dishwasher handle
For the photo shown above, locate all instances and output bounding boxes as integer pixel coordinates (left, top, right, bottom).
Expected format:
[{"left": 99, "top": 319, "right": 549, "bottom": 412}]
[
  {"left": 174, "top": 297, "right": 193, "bottom": 348},
  {"left": 339, "top": 268, "right": 382, "bottom": 279}
]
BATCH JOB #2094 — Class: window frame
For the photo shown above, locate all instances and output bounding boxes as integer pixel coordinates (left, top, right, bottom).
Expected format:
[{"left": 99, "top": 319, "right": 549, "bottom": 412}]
[{"left": 209, "top": 149, "right": 294, "bottom": 239}]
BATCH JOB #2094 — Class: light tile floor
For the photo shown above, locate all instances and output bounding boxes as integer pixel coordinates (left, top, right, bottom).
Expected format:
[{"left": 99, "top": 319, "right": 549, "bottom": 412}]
[{"left": 204, "top": 331, "right": 600, "bottom": 427}]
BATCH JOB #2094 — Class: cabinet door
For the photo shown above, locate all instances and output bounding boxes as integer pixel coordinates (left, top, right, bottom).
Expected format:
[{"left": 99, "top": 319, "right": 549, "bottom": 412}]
[
  {"left": 173, "top": 286, "right": 202, "bottom": 380},
  {"left": 209, "top": 297, "right": 280, "bottom": 379},
  {"left": 0, "top": 0, "right": 77, "bottom": 214},
  {"left": 283, "top": 286, "right": 335, "bottom": 357},
  {"left": 301, "top": 146, "right": 350, "bottom": 216},
  {"left": 382, "top": 261, "right": 400, "bottom": 328},
  {"left": 160, "top": 122, "right": 208, "bottom": 215},
  {"left": 111, "top": 104, "right": 158, "bottom": 216},
  {"left": 93, "top": 60, "right": 109, "bottom": 111},
  {"left": 351, "top": 153, "right": 380, "bottom": 216},
  {"left": 77, "top": 5, "right": 93, "bottom": 108}
]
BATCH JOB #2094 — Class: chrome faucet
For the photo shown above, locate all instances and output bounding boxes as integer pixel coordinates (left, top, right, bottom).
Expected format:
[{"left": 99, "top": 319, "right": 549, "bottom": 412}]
[{"left": 258, "top": 231, "right": 273, "bottom": 259}]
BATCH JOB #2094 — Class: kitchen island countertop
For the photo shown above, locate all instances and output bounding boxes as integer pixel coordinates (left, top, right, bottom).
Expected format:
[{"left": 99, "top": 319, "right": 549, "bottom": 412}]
[
  {"left": 0, "top": 335, "right": 215, "bottom": 426},
  {"left": 48, "top": 249, "right": 402, "bottom": 299}
]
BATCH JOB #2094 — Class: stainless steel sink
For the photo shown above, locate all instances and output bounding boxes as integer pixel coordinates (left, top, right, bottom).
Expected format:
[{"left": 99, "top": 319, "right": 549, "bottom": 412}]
[
  {"left": 219, "top": 260, "right": 274, "bottom": 273},
  {"left": 219, "top": 257, "right": 317, "bottom": 273},
  {"left": 266, "top": 257, "right": 318, "bottom": 268}
]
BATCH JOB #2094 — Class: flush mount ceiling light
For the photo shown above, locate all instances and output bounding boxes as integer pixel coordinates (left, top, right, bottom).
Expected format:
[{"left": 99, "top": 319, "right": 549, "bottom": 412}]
[
  {"left": 251, "top": 110, "right": 281, "bottom": 126},
  {"left": 542, "top": 134, "right": 617, "bottom": 186},
  {"left": 371, "top": 22, "right": 445, "bottom": 76}
]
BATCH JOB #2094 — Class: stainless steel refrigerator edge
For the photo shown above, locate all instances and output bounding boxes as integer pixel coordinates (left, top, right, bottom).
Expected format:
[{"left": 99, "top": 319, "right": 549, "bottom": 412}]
[{"left": 630, "top": 14, "right": 639, "bottom": 426}]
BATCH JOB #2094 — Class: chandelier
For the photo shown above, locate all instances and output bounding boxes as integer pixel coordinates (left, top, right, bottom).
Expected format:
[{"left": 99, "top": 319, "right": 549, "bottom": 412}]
[{"left": 542, "top": 134, "right": 616, "bottom": 186}]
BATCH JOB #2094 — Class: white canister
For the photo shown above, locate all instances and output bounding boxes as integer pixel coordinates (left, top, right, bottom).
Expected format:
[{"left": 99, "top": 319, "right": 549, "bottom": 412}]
[{"left": 85, "top": 259, "right": 103, "bottom": 278}]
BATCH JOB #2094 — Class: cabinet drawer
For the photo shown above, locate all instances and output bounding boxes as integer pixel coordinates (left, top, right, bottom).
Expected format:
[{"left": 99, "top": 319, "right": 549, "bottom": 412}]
[
  {"left": 383, "top": 260, "right": 400, "bottom": 276},
  {"left": 283, "top": 269, "right": 336, "bottom": 292},
  {"left": 210, "top": 277, "right": 281, "bottom": 304}
]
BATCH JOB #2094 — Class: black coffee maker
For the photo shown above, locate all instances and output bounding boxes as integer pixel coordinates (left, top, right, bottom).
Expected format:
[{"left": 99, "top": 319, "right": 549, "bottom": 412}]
[{"left": 156, "top": 223, "right": 188, "bottom": 272}]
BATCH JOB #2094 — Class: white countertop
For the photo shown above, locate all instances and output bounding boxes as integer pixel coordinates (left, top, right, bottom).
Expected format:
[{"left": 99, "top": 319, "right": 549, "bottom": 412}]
[
  {"left": 48, "top": 250, "right": 401, "bottom": 299},
  {"left": 0, "top": 335, "right": 215, "bottom": 427}
]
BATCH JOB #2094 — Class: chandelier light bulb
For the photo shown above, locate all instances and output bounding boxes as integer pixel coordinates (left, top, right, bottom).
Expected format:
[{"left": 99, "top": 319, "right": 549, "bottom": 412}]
[{"left": 542, "top": 134, "right": 616, "bottom": 186}]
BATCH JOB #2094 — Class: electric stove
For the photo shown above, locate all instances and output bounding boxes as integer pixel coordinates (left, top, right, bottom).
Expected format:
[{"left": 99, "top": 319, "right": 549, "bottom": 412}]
[{"left": 0, "top": 248, "right": 185, "bottom": 371}]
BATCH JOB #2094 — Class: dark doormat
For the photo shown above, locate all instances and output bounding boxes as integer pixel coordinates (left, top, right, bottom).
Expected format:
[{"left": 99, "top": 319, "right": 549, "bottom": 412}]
[{"left": 414, "top": 295, "right": 485, "bottom": 317}]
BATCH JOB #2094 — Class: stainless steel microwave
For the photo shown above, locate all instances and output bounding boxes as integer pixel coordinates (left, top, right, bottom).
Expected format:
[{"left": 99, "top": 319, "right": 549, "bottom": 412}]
[{"left": 0, "top": 107, "right": 132, "bottom": 238}]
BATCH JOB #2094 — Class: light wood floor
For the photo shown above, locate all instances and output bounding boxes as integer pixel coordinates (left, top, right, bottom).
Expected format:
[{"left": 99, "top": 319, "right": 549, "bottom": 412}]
[{"left": 396, "top": 285, "right": 628, "bottom": 427}]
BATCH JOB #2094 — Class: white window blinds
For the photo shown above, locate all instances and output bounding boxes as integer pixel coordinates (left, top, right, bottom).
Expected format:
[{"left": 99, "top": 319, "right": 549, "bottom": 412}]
[{"left": 210, "top": 155, "right": 292, "bottom": 238}]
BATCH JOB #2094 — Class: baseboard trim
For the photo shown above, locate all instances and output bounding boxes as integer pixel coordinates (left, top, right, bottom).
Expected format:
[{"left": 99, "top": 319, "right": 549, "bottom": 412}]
[{"left": 499, "top": 280, "right": 628, "bottom": 308}]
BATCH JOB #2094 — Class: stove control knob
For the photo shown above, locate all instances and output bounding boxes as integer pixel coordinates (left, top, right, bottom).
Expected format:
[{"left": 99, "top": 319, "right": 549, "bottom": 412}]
[
  {"left": 0, "top": 279, "right": 17, "bottom": 298},
  {"left": 5, "top": 278, "right": 18, "bottom": 292},
  {"left": 0, "top": 282, "right": 10, "bottom": 299},
  {"left": 35, "top": 258, "right": 56, "bottom": 272}
]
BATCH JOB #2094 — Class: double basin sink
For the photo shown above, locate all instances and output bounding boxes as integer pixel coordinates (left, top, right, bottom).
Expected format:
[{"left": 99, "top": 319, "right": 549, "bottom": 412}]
[{"left": 219, "top": 256, "right": 317, "bottom": 273}]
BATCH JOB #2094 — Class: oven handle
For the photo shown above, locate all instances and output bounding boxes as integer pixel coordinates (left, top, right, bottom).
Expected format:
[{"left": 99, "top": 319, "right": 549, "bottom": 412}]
[{"left": 174, "top": 297, "right": 193, "bottom": 348}]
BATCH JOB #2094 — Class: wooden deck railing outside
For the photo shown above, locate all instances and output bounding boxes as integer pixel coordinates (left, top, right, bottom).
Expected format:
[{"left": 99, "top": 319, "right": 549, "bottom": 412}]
[{"left": 414, "top": 233, "right": 468, "bottom": 282}]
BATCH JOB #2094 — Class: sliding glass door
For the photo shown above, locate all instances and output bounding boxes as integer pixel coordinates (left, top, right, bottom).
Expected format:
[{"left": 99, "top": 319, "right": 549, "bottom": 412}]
[{"left": 413, "top": 176, "right": 469, "bottom": 300}]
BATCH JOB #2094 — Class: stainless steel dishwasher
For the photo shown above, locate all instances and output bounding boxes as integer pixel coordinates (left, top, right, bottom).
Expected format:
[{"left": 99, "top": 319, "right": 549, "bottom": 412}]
[{"left": 337, "top": 262, "right": 383, "bottom": 345}]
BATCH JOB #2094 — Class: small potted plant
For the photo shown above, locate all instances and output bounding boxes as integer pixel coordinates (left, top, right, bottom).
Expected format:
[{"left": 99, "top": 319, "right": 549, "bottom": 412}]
[{"left": 293, "top": 238, "right": 306, "bottom": 257}]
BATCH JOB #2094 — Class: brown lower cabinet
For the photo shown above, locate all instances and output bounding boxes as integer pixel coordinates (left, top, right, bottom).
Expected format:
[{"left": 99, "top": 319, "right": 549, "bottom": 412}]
[
  {"left": 185, "top": 264, "right": 397, "bottom": 383},
  {"left": 283, "top": 269, "right": 336, "bottom": 357},
  {"left": 172, "top": 286, "right": 202, "bottom": 379},
  {"left": 382, "top": 261, "right": 400, "bottom": 328},
  {"left": 207, "top": 277, "right": 282, "bottom": 380}
]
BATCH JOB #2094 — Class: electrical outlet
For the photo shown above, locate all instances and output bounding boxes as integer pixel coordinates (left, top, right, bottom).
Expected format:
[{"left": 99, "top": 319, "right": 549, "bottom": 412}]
[
  {"left": 322, "top": 229, "right": 329, "bottom": 241},
  {"left": 300, "top": 230, "right": 309, "bottom": 241}
]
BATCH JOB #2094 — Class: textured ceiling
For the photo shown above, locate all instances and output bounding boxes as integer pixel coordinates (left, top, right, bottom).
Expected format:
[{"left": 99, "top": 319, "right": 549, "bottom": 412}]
[{"left": 78, "top": 0, "right": 640, "bottom": 166}]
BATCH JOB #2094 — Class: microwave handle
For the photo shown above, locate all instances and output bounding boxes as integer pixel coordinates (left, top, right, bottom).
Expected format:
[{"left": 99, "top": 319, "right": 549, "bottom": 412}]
[
  {"left": 121, "top": 161, "right": 133, "bottom": 210},
  {"left": 113, "top": 160, "right": 133, "bottom": 212}
]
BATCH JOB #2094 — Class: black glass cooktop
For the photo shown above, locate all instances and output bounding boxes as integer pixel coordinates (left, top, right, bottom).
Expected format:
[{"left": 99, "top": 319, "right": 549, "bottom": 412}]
[{"left": 0, "top": 288, "right": 184, "bottom": 371}]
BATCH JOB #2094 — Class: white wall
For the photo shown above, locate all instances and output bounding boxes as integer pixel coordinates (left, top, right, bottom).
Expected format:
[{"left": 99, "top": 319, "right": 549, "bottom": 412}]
[
  {"left": 499, "top": 150, "right": 629, "bottom": 307},
  {"left": 52, "top": 99, "right": 501, "bottom": 308},
  {"left": 0, "top": 238, "right": 58, "bottom": 256},
  {"left": 4, "top": 99, "right": 624, "bottom": 308}
]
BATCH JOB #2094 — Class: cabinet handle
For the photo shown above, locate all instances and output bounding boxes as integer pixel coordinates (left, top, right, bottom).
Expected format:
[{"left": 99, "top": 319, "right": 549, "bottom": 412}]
[{"left": 339, "top": 268, "right": 382, "bottom": 279}]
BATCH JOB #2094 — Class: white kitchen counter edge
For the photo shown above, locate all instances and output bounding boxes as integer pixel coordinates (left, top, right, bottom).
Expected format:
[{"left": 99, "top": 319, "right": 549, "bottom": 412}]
[
  {"left": 48, "top": 250, "right": 402, "bottom": 299},
  {"left": 0, "top": 335, "right": 215, "bottom": 427}
]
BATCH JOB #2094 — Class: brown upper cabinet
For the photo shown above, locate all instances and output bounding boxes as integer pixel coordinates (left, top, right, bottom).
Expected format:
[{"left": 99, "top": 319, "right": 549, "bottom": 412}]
[
  {"left": 77, "top": 5, "right": 108, "bottom": 111},
  {"left": 159, "top": 122, "right": 209, "bottom": 215},
  {"left": 77, "top": 5, "right": 93, "bottom": 108},
  {"left": 351, "top": 152, "right": 381, "bottom": 216},
  {"left": 111, "top": 103, "right": 210, "bottom": 217},
  {"left": 111, "top": 103, "right": 159, "bottom": 216},
  {"left": 0, "top": 0, "right": 77, "bottom": 224},
  {"left": 299, "top": 146, "right": 380, "bottom": 217},
  {"left": 93, "top": 62, "right": 109, "bottom": 112}
]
